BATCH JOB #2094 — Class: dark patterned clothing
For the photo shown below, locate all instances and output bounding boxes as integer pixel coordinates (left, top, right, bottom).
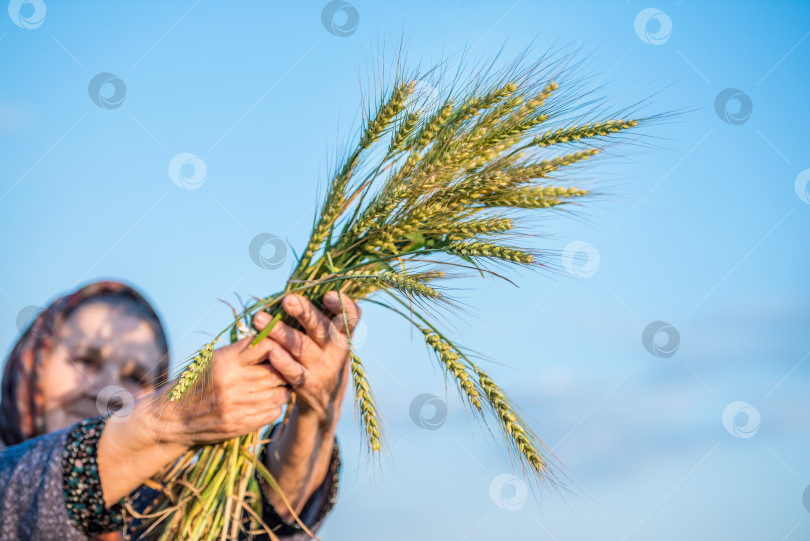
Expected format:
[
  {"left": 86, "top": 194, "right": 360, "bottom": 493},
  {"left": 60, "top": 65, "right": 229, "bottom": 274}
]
[
  {"left": 62, "top": 416, "right": 126, "bottom": 534},
  {"left": 256, "top": 422, "right": 341, "bottom": 538},
  {"left": 0, "top": 414, "right": 340, "bottom": 540}
]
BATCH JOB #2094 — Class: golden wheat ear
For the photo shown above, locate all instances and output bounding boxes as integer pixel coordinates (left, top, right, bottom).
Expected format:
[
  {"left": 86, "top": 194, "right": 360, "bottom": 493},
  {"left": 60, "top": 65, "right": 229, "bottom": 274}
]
[{"left": 137, "top": 36, "right": 674, "bottom": 538}]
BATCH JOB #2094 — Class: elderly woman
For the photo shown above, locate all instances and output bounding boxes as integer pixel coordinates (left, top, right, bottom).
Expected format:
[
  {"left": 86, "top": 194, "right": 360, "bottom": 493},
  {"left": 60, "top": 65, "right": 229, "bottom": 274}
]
[{"left": 0, "top": 280, "right": 360, "bottom": 540}]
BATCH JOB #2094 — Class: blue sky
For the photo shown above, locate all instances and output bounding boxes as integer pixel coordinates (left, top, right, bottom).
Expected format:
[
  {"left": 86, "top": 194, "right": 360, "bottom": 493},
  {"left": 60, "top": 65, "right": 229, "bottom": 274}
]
[{"left": 1, "top": 1, "right": 809, "bottom": 539}]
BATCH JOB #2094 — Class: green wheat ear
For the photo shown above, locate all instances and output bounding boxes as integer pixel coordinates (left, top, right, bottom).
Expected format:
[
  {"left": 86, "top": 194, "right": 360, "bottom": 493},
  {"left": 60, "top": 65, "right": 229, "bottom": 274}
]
[
  {"left": 137, "top": 37, "right": 668, "bottom": 539},
  {"left": 168, "top": 340, "right": 215, "bottom": 402},
  {"left": 419, "top": 326, "right": 482, "bottom": 412},
  {"left": 476, "top": 368, "right": 547, "bottom": 474},
  {"left": 350, "top": 352, "right": 384, "bottom": 453},
  {"left": 446, "top": 241, "right": 534, "bottom": 264}
]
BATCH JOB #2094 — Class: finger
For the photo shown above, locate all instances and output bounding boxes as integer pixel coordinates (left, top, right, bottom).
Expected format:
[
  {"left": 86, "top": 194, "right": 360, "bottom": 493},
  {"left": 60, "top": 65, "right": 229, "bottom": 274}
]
[
  {"left": 268, "top": 347, "right": 309, "bottom": 390},
  {"left": 242, "top": 400, "right": 287, "bottom": 431},
  {"left": 235, "top": 336, "right": 280, "bottom": 365},
  {"left": 323, "top": 291, "right": 361, "bottom": 334},
  {"left": 245, "top": 386, "right": 291, "bottom": 408},
  {"left": 267, "top": 320, "right": 322, "bottom": 368},
  {"left": 282, "top": 294, "right": 332, "bottom": 347},
  {"left": 241, "top": 364, "right": 288, "bottom": 390},
  {"left": 236, "top": 313, "right": 283, "bottom": 365},
  {"left": 252, "top": 310, "right": 276, "bottom": 332},
  {"left": 240, "top": 388, "right": 291, "bottom": 426}
]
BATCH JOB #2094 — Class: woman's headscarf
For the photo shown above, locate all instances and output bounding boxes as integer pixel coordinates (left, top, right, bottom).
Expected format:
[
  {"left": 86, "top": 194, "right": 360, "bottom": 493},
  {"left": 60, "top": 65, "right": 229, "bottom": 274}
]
[{"left": 0, "top": 280, "right": 170, "bottom": 447}]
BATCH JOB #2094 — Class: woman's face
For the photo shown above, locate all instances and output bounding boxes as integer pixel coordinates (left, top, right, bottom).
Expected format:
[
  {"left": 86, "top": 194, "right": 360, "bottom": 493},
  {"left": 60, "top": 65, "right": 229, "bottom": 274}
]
[{"left": 40, "top": 298, "right": 165, "bottom": 432}]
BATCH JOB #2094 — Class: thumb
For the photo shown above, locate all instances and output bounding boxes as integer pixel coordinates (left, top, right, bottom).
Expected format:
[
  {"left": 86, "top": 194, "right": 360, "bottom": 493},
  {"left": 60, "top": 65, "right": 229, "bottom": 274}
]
[{"left": 235, "top": 311, "right": 279, "bottom": 365}]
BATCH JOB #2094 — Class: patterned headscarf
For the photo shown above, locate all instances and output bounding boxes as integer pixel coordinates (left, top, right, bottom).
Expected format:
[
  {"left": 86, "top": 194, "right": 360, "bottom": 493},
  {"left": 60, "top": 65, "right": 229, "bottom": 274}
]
[{"left": 0, "top": 280, "right": 170, "bottom": 447}]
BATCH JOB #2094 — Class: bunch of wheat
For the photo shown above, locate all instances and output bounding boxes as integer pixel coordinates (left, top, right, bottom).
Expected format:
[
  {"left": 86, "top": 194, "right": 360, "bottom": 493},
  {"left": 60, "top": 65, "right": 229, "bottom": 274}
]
[{"left": 130, "top": 45, "right": 665, "bottom": 540}]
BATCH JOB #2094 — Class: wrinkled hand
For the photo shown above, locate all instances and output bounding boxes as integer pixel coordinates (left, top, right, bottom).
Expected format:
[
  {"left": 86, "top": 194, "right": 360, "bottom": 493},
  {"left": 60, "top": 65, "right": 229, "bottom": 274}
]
[
  {"left": 253, "top": 291, "right": 361, "bottom": 427},
  {"left": 98, "top": 313, "right": 317, "bottom": 509},
  {"left": 151, "top": 325, "right": 291, "bottom": 448}
]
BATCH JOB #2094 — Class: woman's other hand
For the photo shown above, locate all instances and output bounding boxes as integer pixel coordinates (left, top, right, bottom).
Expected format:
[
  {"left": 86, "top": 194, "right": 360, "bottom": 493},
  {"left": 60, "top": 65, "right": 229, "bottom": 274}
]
[{"left": 257, "top": 291, "right": 361, "bottom": 429}]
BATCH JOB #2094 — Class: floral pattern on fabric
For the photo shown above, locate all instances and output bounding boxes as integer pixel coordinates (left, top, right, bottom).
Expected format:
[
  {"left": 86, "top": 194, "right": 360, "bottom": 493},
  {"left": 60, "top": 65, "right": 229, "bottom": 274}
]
[
  {"left": 256, "top": 423, "right": 341, "bottom": 536},
  {"left": 62, "top": 414, "right": 125, "bottom": 535}
]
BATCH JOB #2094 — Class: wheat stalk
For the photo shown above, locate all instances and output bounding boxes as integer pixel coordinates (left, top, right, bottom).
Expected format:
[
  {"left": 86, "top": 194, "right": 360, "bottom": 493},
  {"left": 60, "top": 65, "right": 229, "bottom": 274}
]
[{"left": 131, "top": 42, "right": 671, "bottom": 539}]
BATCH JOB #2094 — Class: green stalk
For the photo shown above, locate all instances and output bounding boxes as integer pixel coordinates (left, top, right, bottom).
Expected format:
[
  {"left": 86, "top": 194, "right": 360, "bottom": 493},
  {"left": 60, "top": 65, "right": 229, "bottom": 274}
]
[
  {"left": 249, "top": 310, "right": 283, "bottom": 346},
  {"left": 138, "top": 44, "right": 663, "bottom": 539}
]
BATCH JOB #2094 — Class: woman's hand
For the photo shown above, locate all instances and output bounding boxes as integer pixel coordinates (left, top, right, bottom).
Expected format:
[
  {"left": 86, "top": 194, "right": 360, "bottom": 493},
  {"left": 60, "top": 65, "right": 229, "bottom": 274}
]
[
  {"left": 253, "top": 291, "right": 361, "bottom": 520},
  {"left": 255, "top": 291, "right": 361, "bottom": 429},
  {"left": 150, "top": 332, "right": 292, "bottom": 447},
  {"left": 98, "top": 317, "right": 291, "bottom": 507}
]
